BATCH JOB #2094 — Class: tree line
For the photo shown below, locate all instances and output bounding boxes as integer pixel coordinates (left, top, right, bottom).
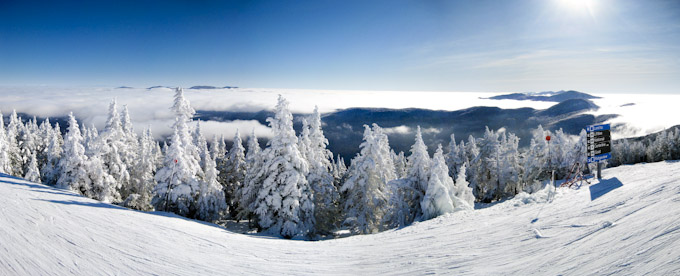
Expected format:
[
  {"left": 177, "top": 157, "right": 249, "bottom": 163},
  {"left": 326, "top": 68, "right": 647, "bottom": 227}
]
[{"left": 1, "top": 88, "right": 679, "bottom": 239}]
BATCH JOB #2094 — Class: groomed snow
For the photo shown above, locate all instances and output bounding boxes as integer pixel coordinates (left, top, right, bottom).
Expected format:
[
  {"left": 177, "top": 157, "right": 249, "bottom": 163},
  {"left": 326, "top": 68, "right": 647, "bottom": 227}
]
[{"left": 2, "top": 161, "right": 680, "bottom": 275}]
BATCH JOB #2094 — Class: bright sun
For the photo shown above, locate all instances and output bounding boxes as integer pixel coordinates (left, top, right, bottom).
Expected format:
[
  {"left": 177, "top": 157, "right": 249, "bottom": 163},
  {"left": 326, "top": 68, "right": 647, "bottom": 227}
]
[{"left": 558, "top": 0, "right": 596, "bottom": 15}]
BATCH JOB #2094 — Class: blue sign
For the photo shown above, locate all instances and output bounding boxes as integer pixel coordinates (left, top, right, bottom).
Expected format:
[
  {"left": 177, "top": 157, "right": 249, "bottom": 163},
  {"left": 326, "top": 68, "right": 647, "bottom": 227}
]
[
  {"left": 587, "top": 152, "right": 611, "bottom": 164},
  {"left": 587, "top": 124, "right": 610, "bottom": 133}
]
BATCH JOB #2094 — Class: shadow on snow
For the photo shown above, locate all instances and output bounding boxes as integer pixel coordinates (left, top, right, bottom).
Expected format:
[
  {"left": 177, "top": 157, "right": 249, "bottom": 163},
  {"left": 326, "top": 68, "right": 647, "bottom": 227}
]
[{"left": 590, "top": 177, "right": 623, "bottom": 201}]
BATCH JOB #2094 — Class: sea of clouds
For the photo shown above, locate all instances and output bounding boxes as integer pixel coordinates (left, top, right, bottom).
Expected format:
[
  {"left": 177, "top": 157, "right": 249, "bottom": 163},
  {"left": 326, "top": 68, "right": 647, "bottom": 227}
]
[{"left": 0, "top": 86, "right": 676, "bottom": 141}]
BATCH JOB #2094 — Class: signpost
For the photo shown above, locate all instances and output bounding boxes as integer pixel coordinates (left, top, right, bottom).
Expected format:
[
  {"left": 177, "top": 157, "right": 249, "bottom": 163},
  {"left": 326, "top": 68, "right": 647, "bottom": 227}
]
[{"left": 586, "top": 124, "right": 611, "bottom": 179}]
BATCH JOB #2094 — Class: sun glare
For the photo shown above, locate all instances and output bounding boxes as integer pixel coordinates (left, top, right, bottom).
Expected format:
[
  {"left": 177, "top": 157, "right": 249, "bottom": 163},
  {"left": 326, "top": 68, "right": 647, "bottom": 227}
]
[{"left": 558, "top": 0, "right": 596, "bottom": 16}]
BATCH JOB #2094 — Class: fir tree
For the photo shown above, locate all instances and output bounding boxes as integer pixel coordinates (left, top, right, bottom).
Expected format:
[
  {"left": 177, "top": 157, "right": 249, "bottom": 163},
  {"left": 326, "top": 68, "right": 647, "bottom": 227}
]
[
  {"left": 252, "top": 95, "right": 314, "bottom": 239},
  {"left": 195, "top": 128, "right": 227, "bottom": 222},
  {"left": 421, "top": 145, "right": 457, "bottom": 220},
  {"left": 99, "top": 99, "right": 130, "bottom": 202},
  {"left": 57, "top": 113, "right": 91, "bottom": 197},
  {"left": 301, "top": 107, "right": 340, "bottom": 235},
  {"left": 152, "top": 124, "right": 200, "bottom": 217},
  {"left": 238, "top": 130, "right": 262, "bottom": 222},
  {"left": 341, "top": 124, "right": 396, "bottom": 234},
  {"left": 387, "top": 126, "right": 430, "bottom": 227},
  {"left": 123, "top": 127, "right": 157, "bottom": 211},
  {"left": 41, "top": 123, "right": 63, "bottom": 185},
  {"left": 452, "top": 163, "right": 474, "bottom": 209},
  {"left": 219, "top": 130, "right": 246, "bottom": 217},
  {"left": 6, "top": 110, "right": 23, "bottom": 176},
  {"left": 24, "top": 152, "right": 41, "bottom": 183},
  {"left": 0, "top": 112, "right": 10, "bottom": 174}
]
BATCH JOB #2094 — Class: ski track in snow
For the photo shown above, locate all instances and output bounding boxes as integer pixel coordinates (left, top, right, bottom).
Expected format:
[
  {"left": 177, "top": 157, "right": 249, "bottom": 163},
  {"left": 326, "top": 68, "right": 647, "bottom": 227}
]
[{"left": 2, "top": 162, "right": 680, "bottom": 275}]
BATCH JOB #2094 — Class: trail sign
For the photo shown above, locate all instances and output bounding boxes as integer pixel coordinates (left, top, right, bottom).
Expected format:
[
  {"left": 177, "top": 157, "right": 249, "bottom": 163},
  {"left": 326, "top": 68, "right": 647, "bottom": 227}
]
[{"left": 586, "top": 123, "right": 611, "bottom": 164}]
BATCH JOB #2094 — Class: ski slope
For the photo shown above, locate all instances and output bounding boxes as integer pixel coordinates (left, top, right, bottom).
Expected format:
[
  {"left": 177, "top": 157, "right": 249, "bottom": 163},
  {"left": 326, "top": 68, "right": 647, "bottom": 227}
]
[{"left": 2, "top": 161, "right": 680, "bottom": 275}]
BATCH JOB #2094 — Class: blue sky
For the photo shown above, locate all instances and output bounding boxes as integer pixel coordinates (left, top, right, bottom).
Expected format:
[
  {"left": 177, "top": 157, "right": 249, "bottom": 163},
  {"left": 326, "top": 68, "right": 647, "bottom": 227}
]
[{"left": 1, "top": 0, "right": 679, "bottom": 93}]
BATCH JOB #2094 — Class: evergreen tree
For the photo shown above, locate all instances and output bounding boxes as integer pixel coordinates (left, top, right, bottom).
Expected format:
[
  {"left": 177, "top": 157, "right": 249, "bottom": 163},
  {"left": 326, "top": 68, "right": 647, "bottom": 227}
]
[
  {"left": 85, "top": 136, "right": 118, "bottom": 203},
  {"left": 301, "top": 107, "right": 340, "bottom": 235},
  {"left": 238, "top": 130, "right": 262, "bottom": 222},
  {"left": 445, "top": 133, "right": 466, "bottom": 179},
  {"left": 41, "top": 123, "right": 63, "bottom": 185},
  {"left": 123, "top": 127, "right": 157, "bottom": 211},
  {"left": 251, "top": 95, "right": 314, "bottom": 239},
  {"left": 210, "top": 134, "right": 226, "bottom": 162},
  {"left": 0, "top": 112, "right": 10, "bottom": 174},
  {"left": 475, "top": 127, "right": 501, "bottom": 202},
  {"left": 387, "top": 126, "right": 430, "bottom": 227},
  {"left": 99, "top": 99, "right": 130, "bottom": 202},
  {"left": 341, "top": 124, "right": 396, "bottom": 234},
  {"left": 392, "top": 150, "right": 407, "bottom": 179},
  {"left": 152, "top": 124, "right": 200, "bottom": 217},
  {"left": 19, "top": 118, "right": 39, "bottom": 176},
  {"left": 195, "top": 128, "right": 227, "bottom": 222},
  {"left": 57, "top": 113, "right": 91, "bottom": 197},
  {"left": 522, "top": 125, "right": 550, "bottom": 187},
  {"left": 332, "top": 154, "right": 347, "bottom": 187},
  {"left": 24, "top": 151, "right": 41, "bottom": 183},
  {"left": 120, "top": 104, "right": 140, "bottom": 196},
  {"left": 452, "top": 163, "right": 474, "bottom": 209},
  {"left": 6, "top": 110, "right": 23, "bottom": 176},
  {"left": 465, "top": 135, "right": 480, "bottom": 199},
  {"left": 221, "top": 130, "right": 246, "bottom": 217},
  {"left": 501, "top": 133, "right": 522, "bottom": 196},
  {"left": 36, "top": 118, "right": 53, "bottom": 171},
  {"left": 421, "top": 145, "right": 457, "bottom": 220}
]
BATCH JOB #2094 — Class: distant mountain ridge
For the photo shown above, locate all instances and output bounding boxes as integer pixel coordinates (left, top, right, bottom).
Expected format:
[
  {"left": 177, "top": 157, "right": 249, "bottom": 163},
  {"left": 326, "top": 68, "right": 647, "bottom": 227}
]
[
  {"left": 484, "top": 90, "right": 600, "bottom": 102},
  {"left": 194, "top": 98, "right": 610, "bottom": 162}
]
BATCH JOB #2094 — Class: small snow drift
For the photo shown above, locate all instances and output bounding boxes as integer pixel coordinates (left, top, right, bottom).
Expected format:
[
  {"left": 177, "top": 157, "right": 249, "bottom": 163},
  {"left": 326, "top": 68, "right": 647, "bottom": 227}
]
[{"left": 2, "top": 162, "right": 680, "bottom": 275}]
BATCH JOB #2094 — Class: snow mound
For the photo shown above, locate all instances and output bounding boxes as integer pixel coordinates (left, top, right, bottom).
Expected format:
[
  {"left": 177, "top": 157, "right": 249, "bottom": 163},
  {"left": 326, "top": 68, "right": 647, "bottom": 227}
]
[{"left": 2, "top": 161, "right": 680, "bottom": 275}]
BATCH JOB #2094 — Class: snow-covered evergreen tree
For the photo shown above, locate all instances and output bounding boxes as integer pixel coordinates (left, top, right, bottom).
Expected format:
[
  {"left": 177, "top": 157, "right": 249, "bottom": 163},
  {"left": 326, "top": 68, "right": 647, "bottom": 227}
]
[
  {"left": 195, "top": 129, "right": 227, "bottom": 222},
  {"left": 152, "top": 124, "right": 200, "bottom": 217},
  {"left": 251, "top": 96, "right": 314, "bottom": 238},
  {"left": 473, "top": 127, "right": 501, "bottom": 202},
  {"left": 464, "top": 135, "right": 480, "bottom": 199},
  {"left": 36, "top": 118, "right": 53, "bottom": 170},
  {"left": 85, "top": 137, "right": 118, "bottom": 203},
  {"left": 210, "top": 134, "right": 226, "bottom": 162},
  {"left": 57, "top": 113, "right": 91, "bottom": 197},
  {"left": 19, "top": 118, "right": 39, "bottom": 176},
  {"left": 123, "top": 127, "right": 157, "bottom": 211},
  {"left": 220, "top": 130, "right": 246, "bottom": 217},
  {"left": 41, "top": 123, "right": 63, "bottom": 185},
  {"left": 332, "top": 154, "right": 347, "bottom": 187},
  {"left": 6, "top": 110, "right": 24, "bottom": 176},
  {"left": 445, "top": 133, "right": 467, "bottom": 180},
  {"left": 0, "top": 112, "right": 10, "bottom": 174},
  {"left": 24, "top": 152, "right": 41, "bottom": 183},
  {"left": 501, "top": 133, "right": 522, "bottom": 196},
  {"left": 192, "top": 121, "right": 209, "bottom": 181},
  {"left": 120, "top": 104, "right": 140, "bottom": 196},
  {"left": 421, "top": 145, "right": 458, "bottom": 220},
  {"left": 300, "top": 107, "right": 340, "bottom": 235},
  {"left": 452, "top": 163, "right": 474, "bottom": 209},
  {"left": 392, "top": 150, "right": 407, "bottom": 179},
  {"left": 237, "top": 130, "right": 262, "bottom": 222},
  {"left": 522, "top": 125, "right": 550, "bottom": 187},
  {"left": 99, "top": 99, "right": 130, "bottom": 202},
  {"left": 387, "top": 126, "right": 430, "bottom": 227},
  {"left": 341, "top": 124, "right": 396, "bottom": 234}
]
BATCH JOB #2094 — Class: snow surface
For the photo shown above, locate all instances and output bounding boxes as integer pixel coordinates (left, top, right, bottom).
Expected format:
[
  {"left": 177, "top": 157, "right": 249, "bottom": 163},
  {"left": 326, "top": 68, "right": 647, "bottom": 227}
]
[{"left": 2, "top": 161, "right": 680, "bottom": 275}]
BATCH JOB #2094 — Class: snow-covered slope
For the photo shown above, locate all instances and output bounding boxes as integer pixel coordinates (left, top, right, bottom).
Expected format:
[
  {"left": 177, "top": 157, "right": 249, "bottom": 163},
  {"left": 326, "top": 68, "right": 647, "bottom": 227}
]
[{"left": 2, "top": 161, "right": 680, "bottom": 275}]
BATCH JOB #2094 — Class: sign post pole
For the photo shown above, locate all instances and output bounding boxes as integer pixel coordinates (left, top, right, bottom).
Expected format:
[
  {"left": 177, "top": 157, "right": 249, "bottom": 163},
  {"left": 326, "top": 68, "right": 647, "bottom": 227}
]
[{"left": 597, "top": 162, "right": 602, "bottom": 180}]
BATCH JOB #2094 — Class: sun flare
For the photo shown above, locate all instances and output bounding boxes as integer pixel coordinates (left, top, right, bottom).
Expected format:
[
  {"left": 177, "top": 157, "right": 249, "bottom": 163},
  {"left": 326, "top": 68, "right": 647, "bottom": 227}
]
[{"left": 558, "top": 0, "right": 596, "bottom": 15}]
